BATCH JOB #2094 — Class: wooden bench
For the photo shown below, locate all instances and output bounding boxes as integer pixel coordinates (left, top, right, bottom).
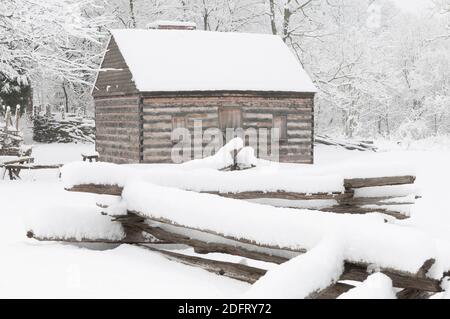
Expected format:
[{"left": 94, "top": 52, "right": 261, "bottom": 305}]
[
  {"left": 4, "top": 164, "right": 63, "bottom": 180},
  {"left": 1, "top": 157, "right": 63, "bottom": 180},
  {"left": 1, "top": 157, "right": 34, "bottom": 180},
  {"left": 81, "top": 153, "right": 99, "bottom": 162}
]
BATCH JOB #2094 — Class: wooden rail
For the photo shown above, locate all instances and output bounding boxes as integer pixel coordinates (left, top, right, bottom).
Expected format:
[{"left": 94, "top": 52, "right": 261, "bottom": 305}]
[
  {"left": 28, "top": 211, "right": 443, "bottom": 296},
  {"left": 67, "top": 173, "right": 417, "bottom": 220},
  {"left": 69, "top": 184, "right": 123, "bottom": 196},
  {"left": 6, "top": 164, "right": 63, "bottom": 170},
  {"left": 344, "top": 176, "right": 416, "bottom": 189},
  {"left": 124, "top": 211, "right": 442, "bottom": 293},
  {"left": 3, "top": 163, "right": 63, "bottom": 180},
  {"left": 202, "top": 190, "right": 353, "bottom": 201},
  {"left": 0, "top": 156, "right": 34, "bottom": 166}
]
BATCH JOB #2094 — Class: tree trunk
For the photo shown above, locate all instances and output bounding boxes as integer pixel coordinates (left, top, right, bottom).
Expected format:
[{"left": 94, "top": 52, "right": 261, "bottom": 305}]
[
  {"left": 268, "top": 0, "right": 278, "bottom": 35},
  {"left": 385, "top": 113, "right": 390, "bottom": 137},
  {"left": 282, "top": 3, "right": 292, "bottom": 42},
  {"left": 129, "top": 0, "right": 137, "bottom": 28},
  {"left": 377, "top": 117, "right": 381, "bottom": 135},
  {"left": 203, "top": 9, "right": 209, "bottom": 31},
  {"left": 434, "top": 114, "right": 438, "bottom": 136},
  {"left": 62, "top": 81, "right": 69, "bottom": 113}
]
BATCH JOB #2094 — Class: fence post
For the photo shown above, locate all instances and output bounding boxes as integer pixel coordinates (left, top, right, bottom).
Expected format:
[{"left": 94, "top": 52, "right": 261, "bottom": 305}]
[
  {"left": 15, "top": 104, "right": 20, "bottom": 131},
  {"left": 60, "top": 105, "right": 65, "bottom": 120},
  {"left": 5, "top": 106, "right": 11, "bottom": 131}
]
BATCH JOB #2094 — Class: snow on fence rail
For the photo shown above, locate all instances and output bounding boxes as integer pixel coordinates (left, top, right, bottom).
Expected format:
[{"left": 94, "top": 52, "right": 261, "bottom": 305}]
[
  {"left": 25, "top": 204, "right": 125, "bottom": 242},
  {"left": 243, "top": 238, "right": 345, "bottom": 299},
  {"left": 61, "top": 162, "right": 345, "bottom": 195},
  {"left": 62, "top": 161, "right": 418, "bottom": 220}
]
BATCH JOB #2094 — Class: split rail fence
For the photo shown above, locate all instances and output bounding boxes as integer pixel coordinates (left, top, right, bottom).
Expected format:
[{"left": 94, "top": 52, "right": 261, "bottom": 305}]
[{"left": 26, "top": 170, "right": 444, "bottom": 299}]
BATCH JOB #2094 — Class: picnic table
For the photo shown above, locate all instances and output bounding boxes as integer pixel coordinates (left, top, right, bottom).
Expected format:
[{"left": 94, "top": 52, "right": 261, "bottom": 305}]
[{"left": 0, "top": 157, "right": 63, "bottom": 180}]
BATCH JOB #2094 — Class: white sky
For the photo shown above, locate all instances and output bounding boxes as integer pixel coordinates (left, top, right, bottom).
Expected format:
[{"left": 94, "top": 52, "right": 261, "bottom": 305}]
[{"left": 390, "top": 0, "right": 434, "bottom": 13}]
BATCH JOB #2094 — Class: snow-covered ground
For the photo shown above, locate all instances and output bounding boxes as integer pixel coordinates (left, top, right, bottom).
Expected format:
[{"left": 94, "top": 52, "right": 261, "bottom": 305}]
[
  {"left": 1, "top": 141, "right": 450, "bottom": 298},
  {"left": 0, "top": 143, "right": 248, "bottom": 298}
]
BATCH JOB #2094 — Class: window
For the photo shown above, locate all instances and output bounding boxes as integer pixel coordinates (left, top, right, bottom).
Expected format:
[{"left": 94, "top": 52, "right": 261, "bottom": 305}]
[
  {"left": 273, "top": 115, "right": 287, "bottom": 140},
  {"left": 172, "top": 116, "right": 186, "bottom": 130},
  {"left": 219, "top": 108, "right": 242, "bottom": 131}
]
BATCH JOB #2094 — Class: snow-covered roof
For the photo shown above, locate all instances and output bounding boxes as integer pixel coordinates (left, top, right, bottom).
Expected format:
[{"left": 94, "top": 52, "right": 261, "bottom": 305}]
[{"left": 110, "top": 29, "right": 318, "bottom": 93}]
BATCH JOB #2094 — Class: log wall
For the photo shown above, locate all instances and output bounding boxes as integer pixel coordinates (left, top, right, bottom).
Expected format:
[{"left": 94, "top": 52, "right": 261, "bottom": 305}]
[
  {"left": 142, "top": 93, "right": 314, "bottom": 164},
  {"left": 95, "top": 95, "right": 142, "bottom": 163},
  {"left": 92, "top": 37, "right": 138, "bottom": 98}
]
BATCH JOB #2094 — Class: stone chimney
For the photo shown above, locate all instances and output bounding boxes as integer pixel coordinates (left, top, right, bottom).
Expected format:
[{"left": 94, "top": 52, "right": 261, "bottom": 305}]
[{"left": 147, "top": 20, "right": 197, "bottom": 31}]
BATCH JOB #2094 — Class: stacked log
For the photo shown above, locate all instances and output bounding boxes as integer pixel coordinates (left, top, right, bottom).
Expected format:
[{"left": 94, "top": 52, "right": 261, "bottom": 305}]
[
  {"left": 0, "top": 132, "right": 23, "bottom": 156},
  {"left": 33, "top": 114, "right": 95, "bottom": 143},
  {"left": 315, "top": 134, "right": 377, "bottom": 152}
]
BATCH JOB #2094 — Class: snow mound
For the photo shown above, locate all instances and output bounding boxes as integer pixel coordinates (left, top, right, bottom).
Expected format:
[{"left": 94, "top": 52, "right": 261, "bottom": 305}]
[
  {"left": 103, "top": 200, "right": 128, "bottom": 217},
  {"left": 236, "top": 147, "right": 257, "bottom": 169},
  {"left": 61, "top": 162, "right": 134, "bottom": 188},
  {"left": 25, "top": 204, "right": 125, "bottom": 241},
  {"left": 181, "top": 137, "right": 244, "bottom": 170},
  {"left": 338, "top": 273, "right": 396, "bottom": 299},
  {"left": 243, "top": 238, "right": 344, "bottom": 298}
]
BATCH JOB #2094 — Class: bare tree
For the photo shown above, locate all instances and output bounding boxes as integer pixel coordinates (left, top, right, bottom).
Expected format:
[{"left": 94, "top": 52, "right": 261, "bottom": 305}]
[{"left": 176, "top": 0, "right": 264, "bottom": 31}]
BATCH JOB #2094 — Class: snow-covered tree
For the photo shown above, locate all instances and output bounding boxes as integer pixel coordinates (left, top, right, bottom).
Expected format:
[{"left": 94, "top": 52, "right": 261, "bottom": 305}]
[
  {"left": 0, "top": 0, "right": 111, "bottom": 86},
  {"left": 3, "top": 0, "right": 447, "bottom": 140},
  {"left": 181, "top": 0, "right": 265, "bottom": 31},
  {"left": 299, "top": 0, "right": 450, "bottom": 138}
]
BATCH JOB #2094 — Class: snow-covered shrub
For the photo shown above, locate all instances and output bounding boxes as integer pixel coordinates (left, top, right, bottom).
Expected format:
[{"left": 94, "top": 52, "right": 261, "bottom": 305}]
[
  {"left": 396, "top": 120, "right": 431, "bottom": 141},
  {"left": 33, "top": 113, "right": 95, "bottom": 143}
]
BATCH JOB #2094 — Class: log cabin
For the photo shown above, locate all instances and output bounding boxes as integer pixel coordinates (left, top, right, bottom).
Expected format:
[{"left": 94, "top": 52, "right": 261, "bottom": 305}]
[{"left": 92, "top": 21, "right": 317, "bottom": 164}]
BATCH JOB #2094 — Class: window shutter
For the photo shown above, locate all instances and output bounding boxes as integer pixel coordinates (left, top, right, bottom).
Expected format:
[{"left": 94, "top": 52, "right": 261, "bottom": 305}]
[
  {"left": 273, "top": 115, "right": 287, "bottom": 140},
  {"left": 219, "top": 108, "right": 242, "bottom": 130}
]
